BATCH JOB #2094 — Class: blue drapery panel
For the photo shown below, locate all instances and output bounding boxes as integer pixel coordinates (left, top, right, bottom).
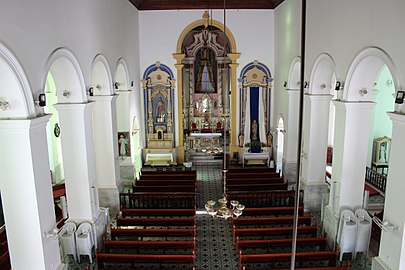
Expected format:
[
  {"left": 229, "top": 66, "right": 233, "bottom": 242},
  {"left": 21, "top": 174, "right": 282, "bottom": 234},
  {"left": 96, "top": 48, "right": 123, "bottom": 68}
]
[{"left": 250, "top": 87, "right": 259, "bottom": 140}]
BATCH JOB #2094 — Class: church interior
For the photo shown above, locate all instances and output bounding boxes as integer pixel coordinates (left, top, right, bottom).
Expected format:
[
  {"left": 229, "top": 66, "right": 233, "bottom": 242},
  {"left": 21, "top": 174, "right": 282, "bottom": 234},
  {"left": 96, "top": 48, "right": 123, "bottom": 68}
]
[{"left": 1, "top": 0, "right": 405, "bottom": 269}]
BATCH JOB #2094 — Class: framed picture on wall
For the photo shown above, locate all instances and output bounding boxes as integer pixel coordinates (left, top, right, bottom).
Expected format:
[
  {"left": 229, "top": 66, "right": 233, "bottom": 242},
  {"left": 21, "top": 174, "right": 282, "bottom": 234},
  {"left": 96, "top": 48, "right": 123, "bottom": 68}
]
[{"left": 118, "top": 132, "right": 131, "bottom": 157}]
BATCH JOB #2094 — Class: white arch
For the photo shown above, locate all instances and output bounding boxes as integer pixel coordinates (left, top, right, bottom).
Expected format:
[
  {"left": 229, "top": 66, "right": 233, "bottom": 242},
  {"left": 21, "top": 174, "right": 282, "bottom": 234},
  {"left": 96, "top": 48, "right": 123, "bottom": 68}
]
[
  {"left": 42, "top": 48, "right": 87, "bottom": 103},
  {"left": 287, "top": 56, "right": 301, "bottom": 90},
  {"left": 343, "top": 47, "right": 401, "bottom": 102},
  {"left": 90, "top": 54, "right": 113, "bottom": 95},
  {"left": 0, "top": 42, "right": 36, "bottom": 118},
  {"left": 308, "top": 53, "right": 338, "bottom": 95},
  {"left": 115, "top": 58, "right": 130, "bottom": 91}
]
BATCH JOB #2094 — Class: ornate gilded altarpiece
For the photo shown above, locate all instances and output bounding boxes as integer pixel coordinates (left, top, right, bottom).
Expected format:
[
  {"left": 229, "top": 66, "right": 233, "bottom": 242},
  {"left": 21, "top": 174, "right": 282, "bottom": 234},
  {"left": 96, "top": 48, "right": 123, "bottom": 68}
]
[{"left": 142, "top": 62, "right": 177, "bottom": 166}]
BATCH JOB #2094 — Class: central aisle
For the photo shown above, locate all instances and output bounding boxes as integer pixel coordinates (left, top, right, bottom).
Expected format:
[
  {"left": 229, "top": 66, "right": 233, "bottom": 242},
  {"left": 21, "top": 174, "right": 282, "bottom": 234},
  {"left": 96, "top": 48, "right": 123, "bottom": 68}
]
[{"left": 195, "top": 165, "right": 239, "bottom": 269}]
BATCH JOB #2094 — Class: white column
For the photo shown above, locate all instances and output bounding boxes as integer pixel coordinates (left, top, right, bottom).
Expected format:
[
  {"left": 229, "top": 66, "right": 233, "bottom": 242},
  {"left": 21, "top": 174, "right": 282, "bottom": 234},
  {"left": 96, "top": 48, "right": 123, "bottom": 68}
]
[
  {"left": 301, "top": 94, "right": 332, "bottom": 209},
  {"left": 90, "top": 95, "right": 121, "bottom": 214},
  {"left": 54, "top": 103, "right": 99, "bottom": 222},
  {"left": 301, "top": 94, "right": 332, "bottom": 184},
  {"left": 284, "top": 89, "right": 300, "bottom": 182},
  {"left": 373, "top": 113, "right": 405, "bottom": 270},
  {"left": 329, "top": 101, "right": 375, "bottom": 211},
  {"left": 0, "top": 116, "right": 64, "bottom": 270}
]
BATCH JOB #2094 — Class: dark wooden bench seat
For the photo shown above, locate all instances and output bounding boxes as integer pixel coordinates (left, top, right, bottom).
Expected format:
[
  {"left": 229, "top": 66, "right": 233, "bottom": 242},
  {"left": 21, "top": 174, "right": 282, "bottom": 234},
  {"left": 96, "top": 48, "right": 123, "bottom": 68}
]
[
  {"left": 232, "top": 216, "right": 312, "bottom": 227},
  {"left": 0, "top": 251, "right": 10, "bottom": 270},
  {"left": 227, "top": 190, "right": 302, "bottom": 208},
  {"left": 116, "top": 217, "right": 196, "bottom": 228},
  {"left": 121, "top": 208, "right": 196, "bottom": 217},
  {"left": 242, "top": 266, "right": 350, "bottom": 270},
  {"left": 104, "top": 240, "right": 195, "bottom": 253},
  {"left": 227, "top": 172, "right": 281, "bottom": 179},
  {"left": 110, "top": 228, "right": 196, "bottom": 240},
  {"left": 242, "top": 207, "right": 304, "bottom": 217},
  {"left": 135, "top": 179, "right": 196, "bottom": 186},
  {"left": 120, "top": 192, "right": 198, "bottom": 209},
  {"left": 239, "top": 250, "right": 338, "bottom": 270},
  {"left": 141, "top": 170, "right": 196, "bottom": 175},
  {"left": 226, "top": 178, "right": 285, "bottom": 185},
  {"left": 228, "top": 168, "right": 277, "bottom": 174},
  {"left": 132, "top": 185, "right": 196, "bottom": 192},
  {"left": 233, "top": 226, "right": 319, "bottom": 240},
  {"left": 226, "top": 183, "right": 288, "bottom": 191},
  {"left": 97, "top": 252, "right": 195, "bottom": 270},
  {"left": 236, "top": 237, "right": 327, "bottom": 251},
  {"left": 140, "top": 174, "right": 196, "bottom": 181}
]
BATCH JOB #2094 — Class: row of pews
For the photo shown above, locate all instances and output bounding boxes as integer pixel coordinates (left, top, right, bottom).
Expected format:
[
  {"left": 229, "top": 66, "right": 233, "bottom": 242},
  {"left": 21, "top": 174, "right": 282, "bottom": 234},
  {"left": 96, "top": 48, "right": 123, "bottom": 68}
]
[
  {"left": 0, "top": 228, "right": 10, "bottom": 270},
  {"left": 97, "top": 169, "right": 198, "bottom": 270},
  {"left": 225, "top": 167, "right": 350, "bottom": 270}
]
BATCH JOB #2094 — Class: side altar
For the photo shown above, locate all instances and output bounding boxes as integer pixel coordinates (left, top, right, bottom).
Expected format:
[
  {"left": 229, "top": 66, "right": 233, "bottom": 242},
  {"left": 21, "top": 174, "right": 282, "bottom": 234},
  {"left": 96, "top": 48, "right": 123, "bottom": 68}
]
[{"left": 142, "top": 62, "right": 177, "bottom": 166}]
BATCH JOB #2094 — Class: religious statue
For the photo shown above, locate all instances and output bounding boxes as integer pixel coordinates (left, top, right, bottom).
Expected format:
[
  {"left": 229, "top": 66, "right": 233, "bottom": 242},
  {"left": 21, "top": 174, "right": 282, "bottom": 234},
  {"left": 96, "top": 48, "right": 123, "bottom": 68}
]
[
  {"left": 251, "top": 120, "right": 258, "bottom": 140},
  {"left": 155, "top": 97, "right": 166, "bottom": 122},
  {"left": 196, "top": 48, "right": 216, "bottom": 93},
  {"left": 238, "top": 133, "right": 244, "bottom": 147},
  {"left": 267, "top": 132, "right": 273, "bottom": 147},
  {"left": 118, "top": 134, "right": 129, "bottom": 156}
]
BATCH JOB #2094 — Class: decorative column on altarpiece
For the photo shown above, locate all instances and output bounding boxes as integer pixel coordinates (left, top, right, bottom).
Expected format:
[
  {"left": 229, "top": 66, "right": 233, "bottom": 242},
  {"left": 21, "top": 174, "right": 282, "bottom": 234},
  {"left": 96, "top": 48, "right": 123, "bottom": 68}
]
[
  {"left": 167, "top": 80, "right": 174, "bottom": 134},
  {"left": 173, "top": 53, "right": 186, "bottom": 163},
  {"left": 228, "top": 53, "right": 241, "bottom": 154}
]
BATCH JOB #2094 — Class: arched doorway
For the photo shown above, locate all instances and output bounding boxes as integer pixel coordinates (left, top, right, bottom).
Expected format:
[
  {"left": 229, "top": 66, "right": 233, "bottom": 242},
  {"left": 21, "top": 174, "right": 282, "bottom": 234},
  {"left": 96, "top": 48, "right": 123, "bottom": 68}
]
[{"left": 276, "top": 116, "right": 285, "bottom": 174}]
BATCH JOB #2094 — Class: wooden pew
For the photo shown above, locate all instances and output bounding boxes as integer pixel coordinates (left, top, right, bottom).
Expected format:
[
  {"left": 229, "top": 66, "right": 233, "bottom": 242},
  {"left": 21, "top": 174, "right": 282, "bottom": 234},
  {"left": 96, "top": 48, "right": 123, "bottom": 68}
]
[
  {"left": 0, "top": 251, "right": 11, "bottom": 270},
  {"left": 116, "top": 217, "right": 195, "bottom": 228},
  {"left": 227, "top": 172, "right": 281, "bottom": 179},
  {"left": 104, "top": 239, "right": 195, "bottom": 253},
  {"left": 227, "top": 190, "right": 302, "bottom": 208},
  {"left": 242, "top": 266, "right": 350, "bottom": 270},
  {"left": 228, "top": 167, "right": 277, "bottom": 174},
  {"left": 241, "top": 206, "right": 304, "bottom": 217},
  {"left": 120, "top": 192, "right": 198, "bottom": 209},
  {"left": 121, "top": 208, "right": 196, "bottom": 218},
  {"left": 141, "top": 170, "right": 196, "bottom": 175},
  {"left": 226, "top": 178, "right": 285, "bottom": 185},
  {"left": 110, "top": 228, "right": 196, "bottom": 240},
  {"left": 236, "top": 237, "right": 327, "bottom": 251},
  {"left": 233, "top": 226, "right": 319, "bottom": 241},
  {"left": 239, "top": 250, "right": 338, "bottom": 270},
  {"left": 140, "top": 174, "right": 196, "bottom": 181},
  {"left": 135, "top": 179, "right": 196, "bottom": 186},
  {"left": 132, "top": 185, "right": 196, "bottom": 193},
  {"left": 226, "top": 183, "right": 288, "bottom": 191},
  {"left": 97, "top": 252, "right": 195, "bottom": 270},
  {"left": 232, "top": 216, "right": 312, "bottom": 227}
]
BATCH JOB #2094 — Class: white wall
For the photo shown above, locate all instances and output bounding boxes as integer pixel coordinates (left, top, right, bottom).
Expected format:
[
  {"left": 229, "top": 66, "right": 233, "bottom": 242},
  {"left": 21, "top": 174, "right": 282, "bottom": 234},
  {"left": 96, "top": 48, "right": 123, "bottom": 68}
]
[{"left": 0, "top": 0, "right": 139, "bottom": 99}]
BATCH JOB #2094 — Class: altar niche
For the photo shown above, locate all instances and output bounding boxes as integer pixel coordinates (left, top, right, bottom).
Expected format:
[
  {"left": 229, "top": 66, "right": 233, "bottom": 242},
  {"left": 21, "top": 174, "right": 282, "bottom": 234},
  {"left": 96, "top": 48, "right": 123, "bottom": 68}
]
[
  {"left": 238, "top": 61, "right": 273, "bottom": 163},
  {"left": 142, "top": 62, "right": 177, "bottom": 166},
  {"left": 181, "top": 15, "right": 232, "bottom": 135}
]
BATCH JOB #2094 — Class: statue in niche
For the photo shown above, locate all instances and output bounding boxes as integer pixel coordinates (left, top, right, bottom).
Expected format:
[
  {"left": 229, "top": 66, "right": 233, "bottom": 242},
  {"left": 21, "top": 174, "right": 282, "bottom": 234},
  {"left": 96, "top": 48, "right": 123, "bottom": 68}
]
[
  {"left": 238, "top": 133, "right": 244, "bottom": 147},
  {"left": 155, "top": 97, "right": 166, "bottom": 123},
  {"left": 267, "top": 132, "right": 273, "bottom": 147},
  {"left": 118, "top": 132, "right": 130, "bottom": 157},
  {"left": 195, "top": 48, "right": 216, "bottom": 93},
  {"left": 251, "top": 120, "right": 258, "bottom": 140}
]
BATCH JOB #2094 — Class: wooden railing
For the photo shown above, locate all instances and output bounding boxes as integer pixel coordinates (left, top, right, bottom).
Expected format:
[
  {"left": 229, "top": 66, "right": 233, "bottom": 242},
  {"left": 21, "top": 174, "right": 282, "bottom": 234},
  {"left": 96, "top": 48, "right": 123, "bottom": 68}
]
[{"left": 365, "top": 167, "right": 387, "bottom": 194}]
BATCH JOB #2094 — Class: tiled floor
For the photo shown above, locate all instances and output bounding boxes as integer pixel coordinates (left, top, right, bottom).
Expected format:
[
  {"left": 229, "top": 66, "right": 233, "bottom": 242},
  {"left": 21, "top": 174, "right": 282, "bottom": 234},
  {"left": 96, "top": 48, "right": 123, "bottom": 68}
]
[{"left": 64, "top": 165, "right": 375, "bottom": 269}]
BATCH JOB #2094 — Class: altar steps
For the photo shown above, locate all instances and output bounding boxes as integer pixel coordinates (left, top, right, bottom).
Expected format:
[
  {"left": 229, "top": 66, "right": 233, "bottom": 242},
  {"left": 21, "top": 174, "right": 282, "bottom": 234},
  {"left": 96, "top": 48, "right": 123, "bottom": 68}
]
[{"left": 189, "top": 152, "right": 223, "bottom": 166}]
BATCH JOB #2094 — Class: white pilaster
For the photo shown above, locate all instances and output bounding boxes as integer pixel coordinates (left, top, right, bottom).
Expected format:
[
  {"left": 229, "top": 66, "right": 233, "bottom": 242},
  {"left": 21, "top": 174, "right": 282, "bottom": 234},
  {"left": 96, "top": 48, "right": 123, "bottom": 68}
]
[
  {"left": 90, "top": 95, "right": 121, "bottom": 214},
  {"left": 373, "top": 113, "right": 405, "bottom": 270},
  {"left": 301, "top": 94, "right": 332, "bottom": 184},
  {"left": 328, "top": 101, "right": 375, "bottom": 211},
  {"left": 284, "top": 89, "right": 300, "bottom": 183},
  {"left": 54, "top": 103, "right": 99, "bottom": 221},
  {"left": 0, "top": 116, "right": 63, "bottom": 270}
]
